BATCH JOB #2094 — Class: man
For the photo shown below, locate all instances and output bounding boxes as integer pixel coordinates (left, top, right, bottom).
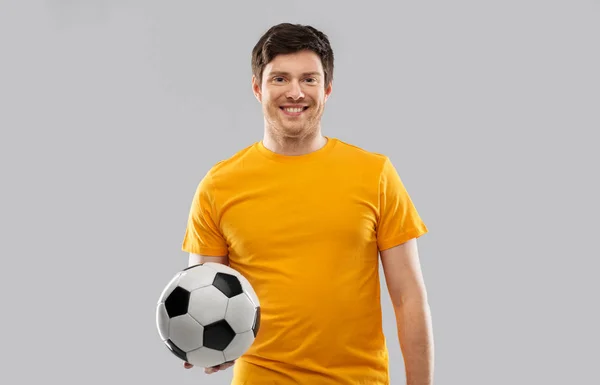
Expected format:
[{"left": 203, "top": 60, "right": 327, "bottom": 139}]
[{"left": 180, "top": 23, "right": 434, "bottom": 385}]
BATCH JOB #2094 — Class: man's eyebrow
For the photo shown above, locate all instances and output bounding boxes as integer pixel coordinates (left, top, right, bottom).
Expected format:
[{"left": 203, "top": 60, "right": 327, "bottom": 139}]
[{"left": 268, "top": 71, "right": 322, "bottom": 76}]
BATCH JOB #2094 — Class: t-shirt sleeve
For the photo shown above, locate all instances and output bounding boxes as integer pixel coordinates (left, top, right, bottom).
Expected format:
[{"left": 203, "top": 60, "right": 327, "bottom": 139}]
[
  {"left": 376, "top": 157, "right": 428, "bottom": 251},
  {"left": 181, "top": 172, "right": 229, "bottom": 256}
]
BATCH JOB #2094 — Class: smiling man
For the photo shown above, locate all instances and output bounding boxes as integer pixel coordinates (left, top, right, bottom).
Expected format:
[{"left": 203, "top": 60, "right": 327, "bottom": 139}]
[
  {"left": 181, "top": 23, "right": 434, "bottom": 385},
  {"left": 257, "top": 52, "right": 332, "bottom": 154}
]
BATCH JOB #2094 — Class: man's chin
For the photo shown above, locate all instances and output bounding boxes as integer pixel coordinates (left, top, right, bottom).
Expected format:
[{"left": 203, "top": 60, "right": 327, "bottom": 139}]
[{"left": 277, "top": 124, "right": 314, "bottom": 138}]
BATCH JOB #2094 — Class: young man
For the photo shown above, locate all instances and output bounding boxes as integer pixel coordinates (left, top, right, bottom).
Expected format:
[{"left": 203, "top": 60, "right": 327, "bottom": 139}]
[{"left": 181, "top": 23, "right": 434, "bottom": 385}]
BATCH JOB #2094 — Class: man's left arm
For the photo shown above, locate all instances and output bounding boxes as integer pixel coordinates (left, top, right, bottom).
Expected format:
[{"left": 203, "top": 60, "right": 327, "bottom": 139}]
[{"left": 380, "top": 238, "right": 434, "bottom": 385}]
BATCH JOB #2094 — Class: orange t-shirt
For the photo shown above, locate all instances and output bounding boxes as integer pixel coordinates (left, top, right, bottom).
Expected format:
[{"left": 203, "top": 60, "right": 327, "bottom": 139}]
[{"left": 182, "top": 137, "right": 428, "bottom": 384}]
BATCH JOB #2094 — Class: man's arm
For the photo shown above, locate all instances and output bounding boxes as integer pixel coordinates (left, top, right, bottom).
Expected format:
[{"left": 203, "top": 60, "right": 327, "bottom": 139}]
[
  {"left": 380, "top": 238, "right": 434, "bottom": 385},
  {"left": 188, "top": 253, "right": 229, "bottom": 267}
]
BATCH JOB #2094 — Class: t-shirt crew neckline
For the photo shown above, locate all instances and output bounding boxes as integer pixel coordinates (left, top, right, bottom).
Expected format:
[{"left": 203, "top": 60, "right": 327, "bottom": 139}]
[{"left": 254, "top": 136, "right": 338, "bottom": 163}]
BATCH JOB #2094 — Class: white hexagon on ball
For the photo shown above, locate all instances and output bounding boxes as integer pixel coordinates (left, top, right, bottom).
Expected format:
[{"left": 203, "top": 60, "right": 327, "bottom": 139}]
[
  {"left": 168, "top": 314, "right": 204, "bottom": 352},
  {"left": 187, "top": 285, "right": 229, "bottom": 326},
  {"left": 225, "top": 293, "right": 257, "bottom": 333},
  {"left": 186, "top": 347, "right": 227, "bottom": 368}
]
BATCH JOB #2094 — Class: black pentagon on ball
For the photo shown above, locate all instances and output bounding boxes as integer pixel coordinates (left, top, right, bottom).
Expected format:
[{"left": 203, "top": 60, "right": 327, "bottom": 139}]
[
  {"left": 165, "top": 339, "right": 187, "bottom": 362},
  {"left": 203, "top": 319, "right": 236, "bottom": 351},
  {"left": 212, "top": 272, "right": 243, "bottom": 298},
  {"left": 252, "top": 306, "right": 261, "bottom": 337},
  {"left": 164, "top": 286, "right": 190, "bottom": 318}
]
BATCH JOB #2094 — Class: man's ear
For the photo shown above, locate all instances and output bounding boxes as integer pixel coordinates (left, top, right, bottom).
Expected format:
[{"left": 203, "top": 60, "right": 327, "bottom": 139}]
[
  {"left": 324, "top": 81, "right": 333, "bottom": 102},
  {"left": 252, "top": 75, "right": 262, "bottom": 103}
]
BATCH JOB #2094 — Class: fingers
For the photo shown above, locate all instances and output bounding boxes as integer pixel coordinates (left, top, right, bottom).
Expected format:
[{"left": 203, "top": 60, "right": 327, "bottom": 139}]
[
  {"left": 183, "top": 360, "right": 235, "bottom": 373},
  {"left": 203, "top": 360, "right": 235, "bottom": 374}
]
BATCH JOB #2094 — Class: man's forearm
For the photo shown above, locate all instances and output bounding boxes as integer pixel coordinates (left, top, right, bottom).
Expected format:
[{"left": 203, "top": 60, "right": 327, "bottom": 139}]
[{"left": 395, "top": 299, "right": 434, "bottom": 385}]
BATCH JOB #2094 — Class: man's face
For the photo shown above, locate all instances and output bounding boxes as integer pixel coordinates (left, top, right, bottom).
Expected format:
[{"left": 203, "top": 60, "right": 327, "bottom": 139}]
[{"left": 253, "top": 50, "right": 332, "bottom": 139}]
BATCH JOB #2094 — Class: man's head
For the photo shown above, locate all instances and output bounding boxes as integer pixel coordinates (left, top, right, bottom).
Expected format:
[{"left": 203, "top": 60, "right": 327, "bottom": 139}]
[{"left": 251, "top": 23, "right": 334, "bottom": 141}]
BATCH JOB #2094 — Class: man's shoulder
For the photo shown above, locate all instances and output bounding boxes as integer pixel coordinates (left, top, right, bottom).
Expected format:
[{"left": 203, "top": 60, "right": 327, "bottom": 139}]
[
  {"left": 203, "top": 141, "right": 260, "bottom": 179},
  {"left": 332, "top": 137, "right": 390, "bottom": 168}
]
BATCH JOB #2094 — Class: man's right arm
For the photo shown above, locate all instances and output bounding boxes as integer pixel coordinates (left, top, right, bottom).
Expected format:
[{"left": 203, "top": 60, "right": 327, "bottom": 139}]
[{"left": 188, "top": 253, "right": 229, "bottom": 267}]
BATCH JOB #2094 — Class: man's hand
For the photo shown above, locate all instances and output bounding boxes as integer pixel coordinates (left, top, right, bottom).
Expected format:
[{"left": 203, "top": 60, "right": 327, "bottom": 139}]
[{"left": 183, "top": 360, "right": 235, "bottom": 374}]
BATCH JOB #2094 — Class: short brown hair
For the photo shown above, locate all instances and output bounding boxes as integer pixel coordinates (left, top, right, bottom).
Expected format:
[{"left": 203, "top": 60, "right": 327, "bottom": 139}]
[{"left": 251, "top": 23, "right": 334, "bottom": 88}]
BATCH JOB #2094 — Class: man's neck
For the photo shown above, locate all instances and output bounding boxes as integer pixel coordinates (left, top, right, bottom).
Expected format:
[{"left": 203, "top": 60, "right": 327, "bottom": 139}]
[{"left": 262, "top": 129, "right": 328, "bottom": 156}]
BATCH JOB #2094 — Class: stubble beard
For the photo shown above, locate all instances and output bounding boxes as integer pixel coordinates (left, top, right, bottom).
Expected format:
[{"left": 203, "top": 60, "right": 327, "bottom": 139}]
[{"left": 264, "top": 103, "right": 323, "bottom": 144}]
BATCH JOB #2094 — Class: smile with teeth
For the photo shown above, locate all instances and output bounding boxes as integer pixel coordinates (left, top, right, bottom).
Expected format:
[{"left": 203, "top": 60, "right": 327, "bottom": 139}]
[{"left": 280, "top": 106, "right": 309, "bottom": 114}]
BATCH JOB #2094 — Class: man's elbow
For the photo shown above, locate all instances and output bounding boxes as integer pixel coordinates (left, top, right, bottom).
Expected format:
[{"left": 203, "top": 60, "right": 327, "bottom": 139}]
[{"left": 391, "top": 288, "right": 429, "bottom": 310}]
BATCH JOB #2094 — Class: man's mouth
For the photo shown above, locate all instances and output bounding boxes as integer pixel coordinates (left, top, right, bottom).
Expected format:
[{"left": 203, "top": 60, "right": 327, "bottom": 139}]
[{"left": 280, "top": 106, "right": 309, "bottom": 116}]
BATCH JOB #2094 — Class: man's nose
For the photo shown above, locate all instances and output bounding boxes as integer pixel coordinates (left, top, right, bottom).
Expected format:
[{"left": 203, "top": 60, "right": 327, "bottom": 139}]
[{"left": 286, "top": 81, "right": 305, "bottom": 100}]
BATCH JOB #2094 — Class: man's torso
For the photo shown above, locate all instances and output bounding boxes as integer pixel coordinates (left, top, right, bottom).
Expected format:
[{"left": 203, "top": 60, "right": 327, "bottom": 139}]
[{"left": 182, "top": 138, "right": 425, "bottom": 384}]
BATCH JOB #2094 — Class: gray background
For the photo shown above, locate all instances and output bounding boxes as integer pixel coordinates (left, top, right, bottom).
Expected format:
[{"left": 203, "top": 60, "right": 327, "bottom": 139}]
[{"left": 1, "top": 0, "right": 598, "bottom": 384}]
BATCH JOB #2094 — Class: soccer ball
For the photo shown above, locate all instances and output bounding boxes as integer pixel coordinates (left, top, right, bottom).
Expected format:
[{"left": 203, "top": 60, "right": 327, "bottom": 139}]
[{"left": 156, "top": 262, "right": 261, "bottom": 368}]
